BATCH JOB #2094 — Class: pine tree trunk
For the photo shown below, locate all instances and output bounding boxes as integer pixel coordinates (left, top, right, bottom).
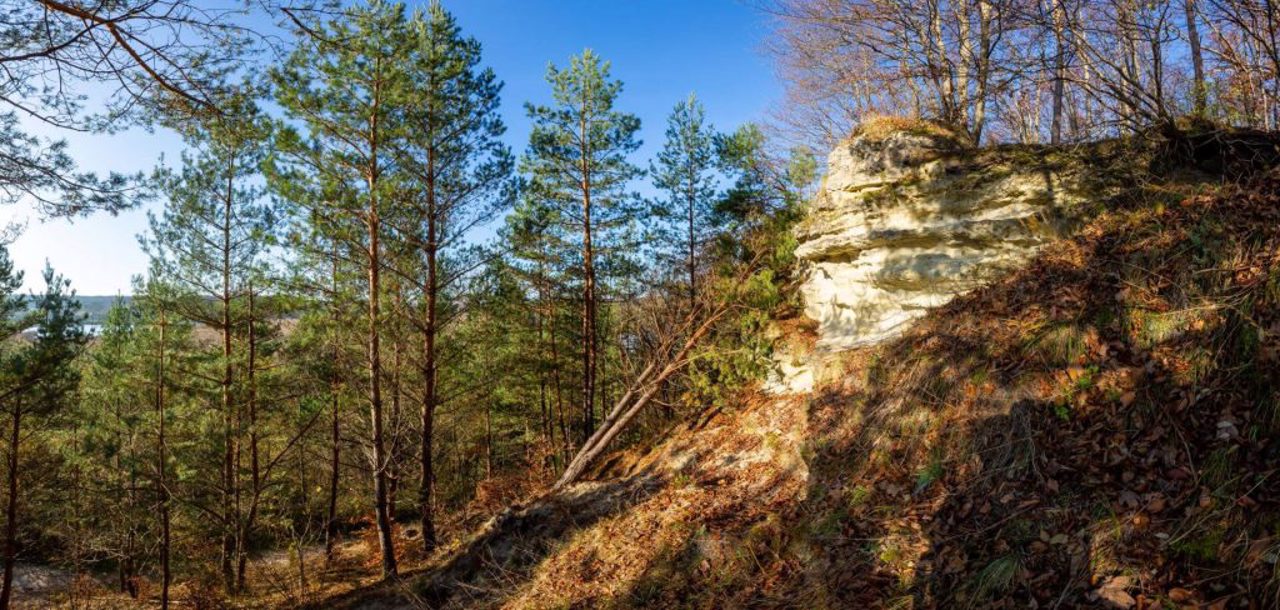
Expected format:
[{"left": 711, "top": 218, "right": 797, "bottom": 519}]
[
  {"left": 236, "top": 286, "right": 261, "bottom": 591},
  {"left": 367, "top": 70, "right": 398, "bottom": 580},
  {"left": 535, "top": 267, "right": 551, "bottom": 447},
  {"left": 157, "top": 311, "right": 171, "bottom": 610},
  {"left": 543, "top": 253, "right": 570, "bottom": 463},
  {"left": 325, "top": 246, "right": 341, "bottom": 565},
  {"left": 420, "top": 132, "right": 440, "bottom": 554},
  {"left": 687, "top": 170, "right": 696, "bottom": 312},
  {"left": 116, "top": 398, "right": 140, "bottom": 598},
  {"left": 556, "top": 307, "right": 724, "bottom": 489},
  {"left": 388, "top": 289, "right": 402, "bottom": 524},
  {"left": 536, "top": 301, "right": 550, "bottom": 447},
  {"left": 552, "top": 320, "right": 569, "bottom": 461},
  {"left": 368, "top": 208, "right": 396, "bottom": 580},
  {"left": 220, "top": 173, "right": 237, "bottom": 593},
  {"left": 579, "top": 111, "right": 597, "bottom": 445},
  {"left": 484, "top": 401, "right": 493, "bottom": 477},
  {"left": 0, "top": 408, "right": 22, "bottom": 610},
  {"left": 294, "top": 404, "right": 310, "bottom": 601}
]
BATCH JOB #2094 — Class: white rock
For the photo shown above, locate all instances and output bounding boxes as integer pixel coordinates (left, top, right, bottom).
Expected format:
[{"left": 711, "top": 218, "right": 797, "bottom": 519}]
[{"left": 796, "top": 130, "right": 1087, "bottom": 351}]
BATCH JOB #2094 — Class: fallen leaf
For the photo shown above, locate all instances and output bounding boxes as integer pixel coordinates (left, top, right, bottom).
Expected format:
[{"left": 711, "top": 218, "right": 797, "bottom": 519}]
[
  {"left": 1147, "top": 495, "right": 1166, "bottom": 513},
  {"left": 1094, "top": 575, "right": 1136, "bottom": 608},
  {"left": 1167, "top": 467, "right": 1191, "bottom": 480}
]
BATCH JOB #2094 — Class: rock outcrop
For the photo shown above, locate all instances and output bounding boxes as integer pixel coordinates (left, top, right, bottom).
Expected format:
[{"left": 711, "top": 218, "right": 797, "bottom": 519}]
[{"left": 796, "top": 128, "right": 1095, "bottom": 351}]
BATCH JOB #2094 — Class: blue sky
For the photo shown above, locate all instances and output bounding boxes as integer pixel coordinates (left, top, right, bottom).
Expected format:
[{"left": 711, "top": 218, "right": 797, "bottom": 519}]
[{"left": 5, "top": 0, "right": 782, "bottom": 295}]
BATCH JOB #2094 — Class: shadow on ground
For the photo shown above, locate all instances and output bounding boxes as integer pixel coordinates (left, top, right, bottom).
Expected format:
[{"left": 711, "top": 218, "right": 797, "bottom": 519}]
[
  {"left": 795, "top": 162, "right": 1280, "bottom": 608},
  {"left": 307, "top": 469, "right": 667, "bottom": 609}
]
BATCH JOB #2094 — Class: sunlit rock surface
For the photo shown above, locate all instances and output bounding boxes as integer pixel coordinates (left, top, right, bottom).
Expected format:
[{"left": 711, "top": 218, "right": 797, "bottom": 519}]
[{"left": 797, "top": 129, "right": 1090, "bottom": 351}]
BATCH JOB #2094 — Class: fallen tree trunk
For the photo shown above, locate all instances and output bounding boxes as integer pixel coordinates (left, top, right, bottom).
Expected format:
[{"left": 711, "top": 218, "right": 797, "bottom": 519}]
[{"left": 553, "top": 296, "right": 734, "bottom": 490}]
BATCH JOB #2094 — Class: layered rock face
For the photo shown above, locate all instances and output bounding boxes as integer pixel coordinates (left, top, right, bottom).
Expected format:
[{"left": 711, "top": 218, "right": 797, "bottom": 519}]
[{"left": 796, "top": 129, "right": 1091, "bottom": 351}]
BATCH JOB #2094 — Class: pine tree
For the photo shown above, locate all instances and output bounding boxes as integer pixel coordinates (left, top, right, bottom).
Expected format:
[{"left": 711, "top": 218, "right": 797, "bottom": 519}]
[
  {"left": 391, "top": 2, "right": 515, "bottom": 552},
  {"left": 0, "top": 252, "right": 31, "bottom": 610},
  {"left": 650, "top": 94, "right": 719, "bottom": 310},
  {"left": 75, "top": 299, "right": 149, "bottom": 597},
  {"left": 271, "top": 190, "right": 365, "bottom": 567},
  {"left": 714, "top": 124, "right": 814, "bottom": 233},
  {"left": 73, "top": 288, "right": 196, "bottom": 609},
  {"left": 522, "top": 49, "right": 642, "bottom": 444},
  {"left": 131, "top": 272, "right": 181, "bottom": 610},
  {"left": 142, "top": 86, "right": 275, "bottom": 592},
  {"left": 0, "top": 1, "right": 252, "bottom": 216},
  {"left": 270, "top": 1, "right": 415, "bottom": 579},
  {"left": 0, "top": 260, "right": 86, "bottom": 609},
  {"left": 503, "top": 198, "right": 575, "bottom": 462}
]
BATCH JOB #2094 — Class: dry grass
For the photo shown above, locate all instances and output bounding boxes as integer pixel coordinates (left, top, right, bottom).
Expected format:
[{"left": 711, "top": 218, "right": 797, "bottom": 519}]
[
  {"left": 499, "top": 393, "right": 810, "bottom": 609},
  {"left": 852, "top": 114, "right": 966, "bottom": 145},
  {"left": 292, "top": 387, "right": 813, "bottom": 610}
]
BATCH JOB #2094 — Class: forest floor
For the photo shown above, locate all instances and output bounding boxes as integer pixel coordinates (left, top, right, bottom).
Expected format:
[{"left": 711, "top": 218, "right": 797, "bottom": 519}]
[
  {"left": 10, "top": 538, "right": 381, "bottom": 609},
  {"left": 306, "top": 369, "right": 814, "bottom": 609},
  {"left": 13, "top": 361, "right": 814, "bottom": 609}
]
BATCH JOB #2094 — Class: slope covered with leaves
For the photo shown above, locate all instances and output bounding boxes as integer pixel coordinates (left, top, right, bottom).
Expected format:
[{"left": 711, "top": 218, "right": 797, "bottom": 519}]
[
  {"left": 311, "top": 139, "right": 1280, "bottom": 610},
  {"left": 305, "top": 390, "right": 811, "bottom": 609},
  {"left": 791, "top": 164, "right": 1280, "bottom": 609}
]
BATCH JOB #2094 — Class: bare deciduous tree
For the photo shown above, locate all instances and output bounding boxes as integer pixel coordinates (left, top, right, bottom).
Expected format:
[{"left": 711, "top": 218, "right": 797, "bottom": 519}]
[{"left": 765, "top": 0, "right": 1280, "bottom": 147}]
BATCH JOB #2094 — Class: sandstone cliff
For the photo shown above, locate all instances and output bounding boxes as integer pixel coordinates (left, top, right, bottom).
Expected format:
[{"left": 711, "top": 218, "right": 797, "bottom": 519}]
[{"left": 796, "top": 128, "right": 1104, "bottom": 350}]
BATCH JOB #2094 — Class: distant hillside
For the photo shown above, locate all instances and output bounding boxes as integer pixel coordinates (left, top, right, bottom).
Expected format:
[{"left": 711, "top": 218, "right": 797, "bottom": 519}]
[
  {"left": 74, "top": 295, "right": 131, "bottom": 325},
  {"left": 61, "top": 296, "right": 299, "bottom": 327}
]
